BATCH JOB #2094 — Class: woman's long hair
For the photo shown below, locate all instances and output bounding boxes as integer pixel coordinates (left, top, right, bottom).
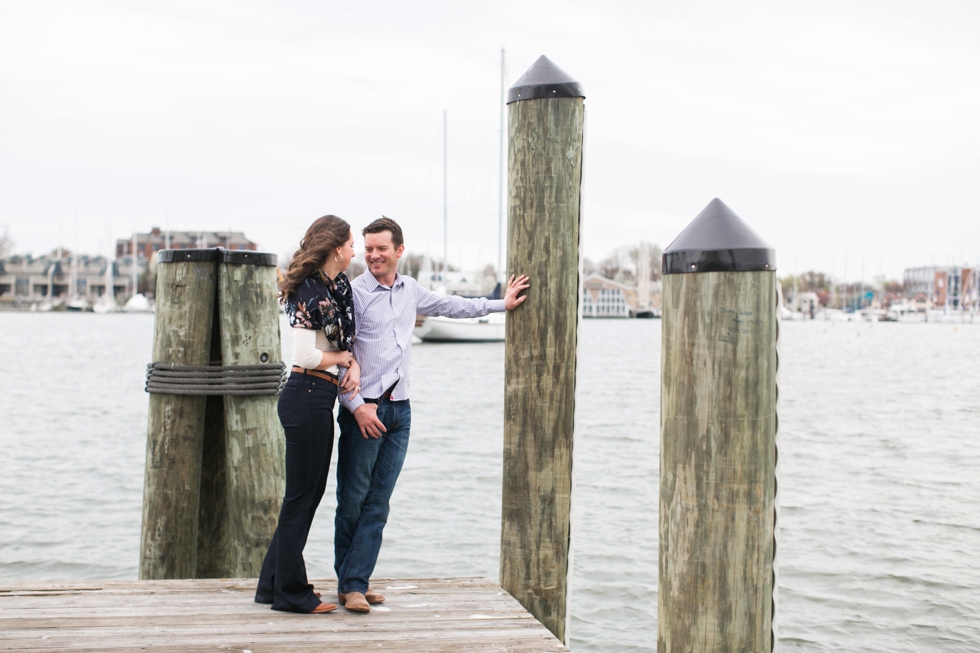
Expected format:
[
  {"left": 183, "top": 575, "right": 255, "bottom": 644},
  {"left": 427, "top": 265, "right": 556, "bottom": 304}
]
[{"left": 280, "top": 215, "right": 351, "bottom": 301}]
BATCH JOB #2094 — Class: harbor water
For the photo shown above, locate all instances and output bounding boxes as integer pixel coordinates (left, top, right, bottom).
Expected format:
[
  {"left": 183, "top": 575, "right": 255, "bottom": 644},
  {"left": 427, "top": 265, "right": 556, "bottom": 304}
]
[{"left": 0, "top": 314, "right": 978, "bottom": 652}]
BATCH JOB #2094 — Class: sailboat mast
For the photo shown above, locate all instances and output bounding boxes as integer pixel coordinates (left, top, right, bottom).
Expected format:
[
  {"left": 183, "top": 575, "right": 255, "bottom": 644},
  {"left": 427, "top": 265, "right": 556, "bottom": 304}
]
[
  {"left": 498, "top": 48, "right": 506, "bottom": 282},
  {"left": 443, "top": 110, "right": 448, "bottom": 276},
  {"left": 132, "top": 232, "right": 138, "bottom": 296}
]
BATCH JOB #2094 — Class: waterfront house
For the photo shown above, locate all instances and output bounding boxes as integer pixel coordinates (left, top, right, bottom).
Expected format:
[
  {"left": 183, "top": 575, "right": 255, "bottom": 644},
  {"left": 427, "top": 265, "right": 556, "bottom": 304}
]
[
  {"left": 0, "top": 253, "right": 144, "bottom": 305},
  {"left": 582, "top": 273, "right": 632, "bottom": 318},
  {"left": 903, "top": 265, "right": 978, "bottom": 312}
]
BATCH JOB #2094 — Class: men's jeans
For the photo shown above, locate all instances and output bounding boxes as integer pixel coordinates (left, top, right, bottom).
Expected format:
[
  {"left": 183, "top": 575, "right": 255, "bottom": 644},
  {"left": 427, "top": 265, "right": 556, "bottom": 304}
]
[{"left": 334, "top": 400, "right": 411, "bottom": 594}]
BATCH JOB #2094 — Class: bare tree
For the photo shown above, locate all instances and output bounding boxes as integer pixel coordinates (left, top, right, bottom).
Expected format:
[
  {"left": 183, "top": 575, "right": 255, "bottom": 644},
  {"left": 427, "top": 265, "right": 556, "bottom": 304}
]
[
  {"left": 595, "top": 241, "right": 662, "bottom": 282},
  {"left": 399, "top": 253, "right": 427, "bottom": 279},
  {"left": 348, "top": 260, "right": 366, "bottom": 279},
  {"left": 0, "top": 225, "right": 13, "bottom": 258}
]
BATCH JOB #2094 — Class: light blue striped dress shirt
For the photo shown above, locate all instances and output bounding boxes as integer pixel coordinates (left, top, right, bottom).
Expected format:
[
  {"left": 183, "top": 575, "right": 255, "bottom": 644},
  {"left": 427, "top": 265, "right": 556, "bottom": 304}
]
[{"left": 339, "top": 272, "right": 505, "bottom": 413}]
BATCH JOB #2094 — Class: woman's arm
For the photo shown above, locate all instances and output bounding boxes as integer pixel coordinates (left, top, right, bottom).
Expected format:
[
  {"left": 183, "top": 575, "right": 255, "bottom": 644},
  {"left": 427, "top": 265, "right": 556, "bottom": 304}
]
[
  {"left": 339, "top": 358, "right": 360, "bottom": 393},
  {"left": 318, "top": 350, "right": 353, "bottom": 369},
  {"left": 292, "top": 328, "right": 352, "bottom": 370}
]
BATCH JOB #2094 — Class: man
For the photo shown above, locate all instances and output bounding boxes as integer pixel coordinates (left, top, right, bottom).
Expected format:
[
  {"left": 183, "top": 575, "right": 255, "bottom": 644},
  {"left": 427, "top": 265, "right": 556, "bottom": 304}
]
[{"left": 334, "top": 216, "right": 529, "bottom": 612}]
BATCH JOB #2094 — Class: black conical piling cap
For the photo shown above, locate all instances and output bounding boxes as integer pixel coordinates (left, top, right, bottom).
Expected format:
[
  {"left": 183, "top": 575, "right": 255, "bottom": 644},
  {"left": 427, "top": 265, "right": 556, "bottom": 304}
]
[
  {"left": 506, "top": 55, "right": 585, "bottom": 104},
  {"left": 662, "top": 199, "right": 776, "bottom": 275}
]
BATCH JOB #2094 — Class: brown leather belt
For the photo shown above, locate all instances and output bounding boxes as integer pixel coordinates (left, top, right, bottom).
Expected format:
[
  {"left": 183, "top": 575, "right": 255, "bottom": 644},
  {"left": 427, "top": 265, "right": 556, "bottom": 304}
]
[{"left": 291, "top": 366, "right": 340, "bottom": 386}]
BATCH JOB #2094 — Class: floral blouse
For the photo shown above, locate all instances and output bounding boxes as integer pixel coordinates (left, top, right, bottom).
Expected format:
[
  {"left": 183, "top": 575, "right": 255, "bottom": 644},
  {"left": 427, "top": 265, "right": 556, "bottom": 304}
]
[{"left": 284, "top": 272, "right": 355, "bottom": 352}]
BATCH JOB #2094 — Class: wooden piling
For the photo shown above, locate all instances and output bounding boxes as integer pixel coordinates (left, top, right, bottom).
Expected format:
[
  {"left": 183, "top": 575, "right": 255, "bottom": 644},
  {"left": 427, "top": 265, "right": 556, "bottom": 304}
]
[
  {"left": 500, "top": 55, "right": 585, "bottom": 645},
  {"left": 200, "top": 250, "right": 285, "bottom": 578},
  {"left": 139, "top": 250, "right": 218, "bottom": 580},
  {"left": 658, "top": 198, "right": 778, "bottom": 652}
]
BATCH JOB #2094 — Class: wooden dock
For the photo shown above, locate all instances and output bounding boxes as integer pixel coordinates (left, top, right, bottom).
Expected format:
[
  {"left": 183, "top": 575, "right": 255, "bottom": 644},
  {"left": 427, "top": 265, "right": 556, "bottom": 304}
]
[{"left": 0, "top": 577, "right": 569, "bottom": 652}]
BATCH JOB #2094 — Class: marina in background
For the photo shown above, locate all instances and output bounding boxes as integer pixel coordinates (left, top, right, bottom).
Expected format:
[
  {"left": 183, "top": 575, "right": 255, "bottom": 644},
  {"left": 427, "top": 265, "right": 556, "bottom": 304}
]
[{"left": 3, "top": 241, "right": 979, "bottom": 323}]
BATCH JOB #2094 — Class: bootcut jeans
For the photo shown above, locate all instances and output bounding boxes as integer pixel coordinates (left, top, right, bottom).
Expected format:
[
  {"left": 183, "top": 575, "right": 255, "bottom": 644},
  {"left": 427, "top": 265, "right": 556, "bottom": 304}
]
[
  {"left": 255, "top": 372, "right": 337, "bottom": 613},
  {"left": 334, "top": 399, "right": 411, "bottom": 595}
]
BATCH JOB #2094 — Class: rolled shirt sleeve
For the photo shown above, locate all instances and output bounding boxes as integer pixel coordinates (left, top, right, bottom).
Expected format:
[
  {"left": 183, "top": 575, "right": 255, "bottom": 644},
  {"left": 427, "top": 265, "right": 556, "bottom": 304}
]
[{"left": 415, "top": 285, "right": 506, "bottom": 318}]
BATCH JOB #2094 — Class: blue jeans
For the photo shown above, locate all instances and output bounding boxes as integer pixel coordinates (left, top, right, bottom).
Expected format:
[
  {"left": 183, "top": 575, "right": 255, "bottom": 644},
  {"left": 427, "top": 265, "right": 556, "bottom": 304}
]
[{"left": 334, "top": 400, "right": 411, "bottom": 594}]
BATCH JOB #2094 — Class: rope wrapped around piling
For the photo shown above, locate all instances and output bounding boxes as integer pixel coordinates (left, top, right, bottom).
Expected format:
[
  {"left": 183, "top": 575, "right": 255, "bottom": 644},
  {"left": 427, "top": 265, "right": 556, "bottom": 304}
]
[{"left": 145, "top": 362, "right": 288, "bottom": 396}]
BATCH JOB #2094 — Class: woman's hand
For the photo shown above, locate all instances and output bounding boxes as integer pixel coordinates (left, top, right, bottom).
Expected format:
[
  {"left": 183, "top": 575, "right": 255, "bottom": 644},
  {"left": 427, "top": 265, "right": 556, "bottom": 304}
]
[
  {"left": 340, "top": 359, "right": 361, "bottom": 395},
  {"left": 322, "top": 350, "right": 353, "bottom": 369}
]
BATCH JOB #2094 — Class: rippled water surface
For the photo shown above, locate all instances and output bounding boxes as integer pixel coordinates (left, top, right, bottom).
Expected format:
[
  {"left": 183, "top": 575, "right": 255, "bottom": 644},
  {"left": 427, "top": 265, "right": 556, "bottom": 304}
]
[{"left": 1, "top": 314, "right": 978, "bottom": 652}]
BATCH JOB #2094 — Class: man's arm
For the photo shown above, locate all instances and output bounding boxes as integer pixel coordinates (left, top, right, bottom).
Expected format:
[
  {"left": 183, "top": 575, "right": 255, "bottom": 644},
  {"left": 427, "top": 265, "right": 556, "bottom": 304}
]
[{"left": 416, "top": 274, "right": 529, "bottom": 317}]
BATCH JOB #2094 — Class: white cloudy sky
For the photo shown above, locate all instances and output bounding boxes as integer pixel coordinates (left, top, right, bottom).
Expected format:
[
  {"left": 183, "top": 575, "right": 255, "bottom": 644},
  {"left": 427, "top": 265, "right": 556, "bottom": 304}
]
[{"left": 2, "top": 0, "right": 978, "bottom": 280}]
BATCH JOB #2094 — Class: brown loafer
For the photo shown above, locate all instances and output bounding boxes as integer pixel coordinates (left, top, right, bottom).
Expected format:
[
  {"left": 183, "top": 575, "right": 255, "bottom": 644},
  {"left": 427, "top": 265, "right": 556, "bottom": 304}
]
[
  {"left": 365, "top": 586, "right": 385, "bottom": 604},
  {"left": 311, "top": 602, "right": 337, "bottom": 614},
  {"left": 338, "top": 591, "right": 371, "bottom": 612}
]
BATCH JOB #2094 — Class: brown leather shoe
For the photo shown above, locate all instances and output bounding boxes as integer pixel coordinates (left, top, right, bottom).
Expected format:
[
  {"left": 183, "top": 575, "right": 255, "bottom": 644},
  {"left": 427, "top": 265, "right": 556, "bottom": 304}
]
[
  {"left": 311, "top": 602, "right": 337, "bottom": 614},
  {"left": 338, "top": 591, "right": 370, "bottom": 613},
  {"left": 364, "top": 586, "right": 385, "bottom": 604}
]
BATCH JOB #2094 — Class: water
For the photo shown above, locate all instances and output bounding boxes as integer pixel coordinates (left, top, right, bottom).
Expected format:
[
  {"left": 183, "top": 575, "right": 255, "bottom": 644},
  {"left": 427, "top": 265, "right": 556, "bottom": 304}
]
[{"left": 1, "top": 314, "right": 978, "bottom": 652}]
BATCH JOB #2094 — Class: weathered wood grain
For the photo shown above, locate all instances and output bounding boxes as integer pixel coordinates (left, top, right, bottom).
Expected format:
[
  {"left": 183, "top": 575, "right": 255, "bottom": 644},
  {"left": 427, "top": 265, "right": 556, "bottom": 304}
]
[
  {"left": 0, "top": 578, "right": 569, "bottom": 652},
  {"left": 140, "top": 260, "right": 217, "bottom": 580},
  {"left": 194, "top": 261, "right": 285, "bottom": 578},
  {"left": 658, "top": 270, "right": 777, "bottom": 653},
  {"left": 501, "top": 96, "right": 584, "bottom": 645}
]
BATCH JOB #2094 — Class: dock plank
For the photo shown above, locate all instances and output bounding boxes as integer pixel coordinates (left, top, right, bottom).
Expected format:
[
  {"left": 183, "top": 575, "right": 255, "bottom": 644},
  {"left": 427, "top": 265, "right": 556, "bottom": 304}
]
[{"left": 0, "top": 578, "right": 569, "bottom": 652}]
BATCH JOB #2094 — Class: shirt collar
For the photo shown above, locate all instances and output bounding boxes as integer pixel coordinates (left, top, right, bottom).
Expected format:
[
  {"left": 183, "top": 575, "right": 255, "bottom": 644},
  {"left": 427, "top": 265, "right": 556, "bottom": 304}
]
[{"left": 365, "top": 271, "right": 404, "bottom": 291}]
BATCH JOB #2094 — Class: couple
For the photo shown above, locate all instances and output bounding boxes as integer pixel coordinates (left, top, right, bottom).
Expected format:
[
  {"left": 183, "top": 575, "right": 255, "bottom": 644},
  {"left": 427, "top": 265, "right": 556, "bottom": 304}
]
[{"left": 255, "top": 215, "right": 529, "bottom": 614}]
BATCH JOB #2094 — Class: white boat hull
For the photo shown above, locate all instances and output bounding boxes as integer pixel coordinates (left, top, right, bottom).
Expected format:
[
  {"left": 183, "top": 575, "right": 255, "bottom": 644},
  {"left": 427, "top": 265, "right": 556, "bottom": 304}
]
[
  {"left": 123, "top": 294, "right": 153, "bottom": 313},
  {"left": 93, "top": 298, "right": 117, "bottom": 314},
  {"left": 414, "top": 314, "right": 505, "bottom": 342}
]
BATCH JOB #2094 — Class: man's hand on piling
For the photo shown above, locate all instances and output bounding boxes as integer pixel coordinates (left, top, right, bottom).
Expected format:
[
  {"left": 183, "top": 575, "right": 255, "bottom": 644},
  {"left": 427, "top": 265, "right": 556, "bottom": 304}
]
[
  {"left": 504, "top": 274, "right": 530, "bottom": 310},
  {"left": 353, "top": 404, "right": 387, "bottom": 439}
]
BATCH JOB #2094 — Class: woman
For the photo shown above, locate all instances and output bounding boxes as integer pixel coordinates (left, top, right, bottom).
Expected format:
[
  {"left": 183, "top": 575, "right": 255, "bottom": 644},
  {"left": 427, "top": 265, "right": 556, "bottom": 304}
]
[{"left": 255, "top": 215, "right": 360, "bottom": 614}]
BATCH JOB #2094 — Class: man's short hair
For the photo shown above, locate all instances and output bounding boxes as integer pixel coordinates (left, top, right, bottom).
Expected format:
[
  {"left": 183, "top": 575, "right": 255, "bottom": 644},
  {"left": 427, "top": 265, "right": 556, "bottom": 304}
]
[{"left": 362, "top": 216, "right": 404, "bottom": 248}]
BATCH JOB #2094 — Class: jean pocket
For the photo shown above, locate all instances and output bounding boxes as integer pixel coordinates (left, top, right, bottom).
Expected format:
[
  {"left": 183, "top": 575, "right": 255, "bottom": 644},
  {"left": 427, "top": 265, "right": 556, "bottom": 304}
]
[
  {"left": 278, "top": 387, "right": 298, "bottom": 425},
  {"left": 314, "top": 382, "right": 338, "bottom": 412}
]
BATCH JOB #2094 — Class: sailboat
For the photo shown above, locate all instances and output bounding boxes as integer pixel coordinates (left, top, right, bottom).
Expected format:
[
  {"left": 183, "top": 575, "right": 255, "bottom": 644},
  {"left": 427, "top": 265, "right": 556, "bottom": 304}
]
[
  {"left": 65, "top": 248, "right": 89, "bottom": 311},
  {"left": 414, "top": 57, "right": 509, "bottom": 343},
  {"left": 634, "top": 243, "right": 660, "bottom": 318},
  {"left": 123, "top": 232, "right": 153, "bottom": 313},
  {"left": 38, "top": 257, "right": 57, "bottom": 311},
  {"left": 93, "top": 257, "right": 117, "bottom": 314}
]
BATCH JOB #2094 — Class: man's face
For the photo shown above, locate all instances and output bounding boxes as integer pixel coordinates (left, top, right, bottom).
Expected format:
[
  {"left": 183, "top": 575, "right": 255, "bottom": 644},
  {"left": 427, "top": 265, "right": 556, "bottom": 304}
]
[{"left": 363, "top": 231, "right": 404, "bottom": 280}]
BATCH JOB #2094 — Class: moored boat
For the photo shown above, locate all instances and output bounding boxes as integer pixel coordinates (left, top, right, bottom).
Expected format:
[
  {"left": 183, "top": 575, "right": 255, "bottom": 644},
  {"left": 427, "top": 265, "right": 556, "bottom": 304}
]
[{"left": 414, "top": 313, "right": 505, "bottom": 342}]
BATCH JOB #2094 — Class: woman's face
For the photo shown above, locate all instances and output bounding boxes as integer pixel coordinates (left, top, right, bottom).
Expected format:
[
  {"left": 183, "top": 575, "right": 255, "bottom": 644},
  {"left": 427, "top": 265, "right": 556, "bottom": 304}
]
[{"left": 337, "top": 232, "right": 356, "bottom": 271}]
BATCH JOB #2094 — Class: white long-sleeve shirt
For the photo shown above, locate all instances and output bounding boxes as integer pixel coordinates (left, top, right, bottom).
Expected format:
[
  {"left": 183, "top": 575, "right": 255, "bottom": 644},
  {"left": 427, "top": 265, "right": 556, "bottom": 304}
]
[{"left": 291, "top": 325, "right": 339, "bottom": 375}]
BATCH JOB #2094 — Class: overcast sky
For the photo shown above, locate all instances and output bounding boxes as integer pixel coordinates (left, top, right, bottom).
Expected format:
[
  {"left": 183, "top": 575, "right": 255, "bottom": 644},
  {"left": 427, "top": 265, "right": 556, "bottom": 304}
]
[{"left": 2, "top": 0, "right": 978, "bottom": 281}]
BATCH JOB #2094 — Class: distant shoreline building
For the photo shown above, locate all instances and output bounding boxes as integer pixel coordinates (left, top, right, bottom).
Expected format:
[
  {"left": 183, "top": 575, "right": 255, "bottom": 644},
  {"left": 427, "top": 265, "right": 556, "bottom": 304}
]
[
  {"left": 0, "top": 253, "right": 143, "bottom": 302},
  {"left": 903, "top": 265, "right": 978, "bottom": 312},
  {"left": 582, "top": 272, "right": 662, "bottom": 318},
  {"left": 117, "top": 228, "right": 257, "bottom": 259},
  {"left": 2, "top": 227, "right": 259, "bottom": 306}
]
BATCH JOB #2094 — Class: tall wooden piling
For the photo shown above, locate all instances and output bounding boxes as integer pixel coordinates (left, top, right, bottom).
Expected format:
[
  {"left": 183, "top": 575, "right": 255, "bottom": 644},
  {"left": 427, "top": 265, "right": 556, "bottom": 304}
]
[
  {"left": 658, "top": 198, "right": 778, "bottom": 652},
  {"left": 202, "top": 251, "right": 285, "bottom": 578},
  {"left": 140, "top": 250, "right": 218, "bottom": 580},
  {"left": 501, "top": 55, "right": 585, "bottom": 645}
]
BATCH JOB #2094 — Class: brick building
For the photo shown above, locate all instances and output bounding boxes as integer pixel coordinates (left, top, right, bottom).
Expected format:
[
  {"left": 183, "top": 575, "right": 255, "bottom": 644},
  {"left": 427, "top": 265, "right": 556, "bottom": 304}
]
[{"left": 116, "top": 228, "right": 257, "bottom": 260}]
